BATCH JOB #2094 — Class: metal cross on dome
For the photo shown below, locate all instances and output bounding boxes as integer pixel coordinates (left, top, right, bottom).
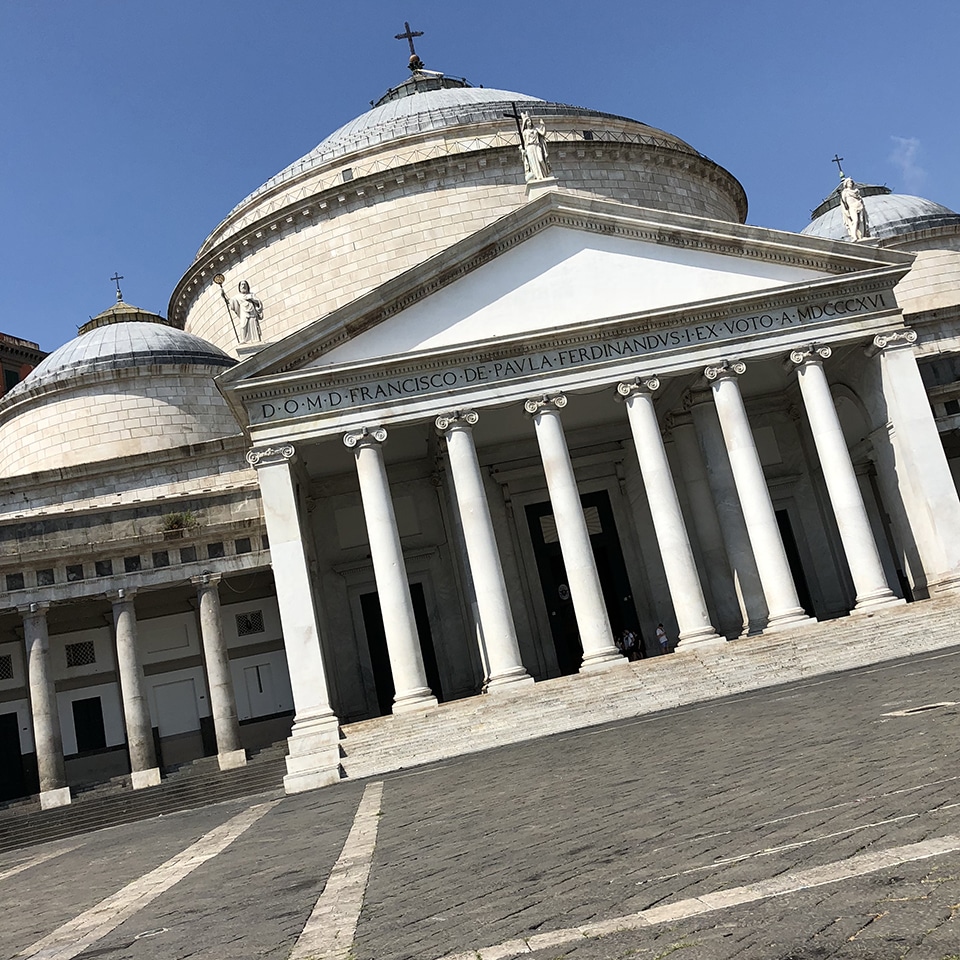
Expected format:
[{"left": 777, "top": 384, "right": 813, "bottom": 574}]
[
  {"left": 831, "top": 154, "right": 845, "bottom": 179},
  {"left": 110, "top": 272, "right": 124, "bottom": 302},
  {"left": 395, "top": 21, "right": 423, "bottom": 57}
]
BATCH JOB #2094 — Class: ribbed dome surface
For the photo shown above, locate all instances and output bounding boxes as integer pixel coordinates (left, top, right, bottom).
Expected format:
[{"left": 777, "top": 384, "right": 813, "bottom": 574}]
[
  {"left": 803, "top": 193, "right": 960, "bottom": 241},
  {"left": 226, "top": 84, "right": 700, "bottom": 219},
  {"left": 18, "top": 320, "right": 234, "bottom": 392}
]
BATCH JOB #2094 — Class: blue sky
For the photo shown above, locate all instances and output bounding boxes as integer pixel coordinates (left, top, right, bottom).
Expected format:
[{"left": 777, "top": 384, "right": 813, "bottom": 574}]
[{"left": 2, "top": 0, "right": 958, "bottom": 352}]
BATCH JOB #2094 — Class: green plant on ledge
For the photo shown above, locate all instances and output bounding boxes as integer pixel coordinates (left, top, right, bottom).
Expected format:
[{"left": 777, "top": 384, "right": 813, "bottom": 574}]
[{"left": 161, "top": 510, "right": 198, "bottom": 532}]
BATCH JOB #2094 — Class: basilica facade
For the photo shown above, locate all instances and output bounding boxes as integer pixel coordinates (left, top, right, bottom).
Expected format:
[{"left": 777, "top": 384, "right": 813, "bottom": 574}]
[{"left": 2, "top": 65, "right": 960, "bottom": 806}]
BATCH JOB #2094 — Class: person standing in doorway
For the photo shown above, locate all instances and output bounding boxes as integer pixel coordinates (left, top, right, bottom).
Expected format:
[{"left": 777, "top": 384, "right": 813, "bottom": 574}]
[{"left": 656, "top": 622, "right": 670, "bottom": 655}]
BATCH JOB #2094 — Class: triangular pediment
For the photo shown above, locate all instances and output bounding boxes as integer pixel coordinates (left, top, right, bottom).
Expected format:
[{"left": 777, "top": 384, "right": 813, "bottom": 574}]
[{"left": 220, "top": 192, "right": 913, "bottom": 386}]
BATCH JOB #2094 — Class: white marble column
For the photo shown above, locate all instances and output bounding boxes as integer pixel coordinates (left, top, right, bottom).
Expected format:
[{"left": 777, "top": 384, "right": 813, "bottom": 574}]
[
  {"left": 20, "top": 603, "right": 70, "bottom": 809},
  {"left": 524, "top": 395, "right": 622, "bottom": 669},
  {"left": 704, "top": 361, "right": 813, "bottom": 630},
  {"left": 247, "top": 444, "right": 340, "bottom": 794},
  {"left": 789, "top": 344, "right": 901, "bottom": 611},
  {"left": 344, "top": 427, "right": 438, "bottom": 711},
  {"left": 687, "top": 389, "right": 768, "bottom": 634},
  {"left": 436, "top": 411, "right": 532, "bottom": 690},
  {"left": 192, "top": 574, "right": 246, "bottom": 770},
  {"left": 110, "top": 589, "right": 161, "bottom": 789},
  {"left": 617, "top": 379, "right": 724, "bottom": 649},
  {"left": 871, "top": 330, "right": 960, "bottom": 593},
  {"left": 667, "top": 409, "right": 745, "bottom": 638}
]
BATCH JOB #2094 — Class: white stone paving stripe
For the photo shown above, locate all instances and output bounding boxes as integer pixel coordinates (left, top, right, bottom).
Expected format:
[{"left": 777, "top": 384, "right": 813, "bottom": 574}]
[
  {"left": 288, "top": 780, "right": 384, "bottom": 960},
  {"left": 437, "top": 833, "right": 960, "bottom": 960},
  {"left": 18, "top": 800, "right": 279, "bottom": 960},
  {"left": 0, "top": 844, "right": 79, "bottom": 884}
]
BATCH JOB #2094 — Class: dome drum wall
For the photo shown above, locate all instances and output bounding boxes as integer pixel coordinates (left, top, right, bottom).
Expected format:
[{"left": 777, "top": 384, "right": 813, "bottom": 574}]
[
  {"left": 0, "top": 366, "right": 242, "bottom": 478},
  {"left": 892, "top": 234, "right": 960, "bottom": 319},
  {"left": 175, "top": 142, "right": 746, "bottom": 353}
]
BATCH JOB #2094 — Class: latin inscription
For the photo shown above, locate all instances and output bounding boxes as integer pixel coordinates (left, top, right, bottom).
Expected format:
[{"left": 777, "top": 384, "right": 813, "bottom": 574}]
[{"left": 252, "top": 293, "right": 889, "bottom": 423}]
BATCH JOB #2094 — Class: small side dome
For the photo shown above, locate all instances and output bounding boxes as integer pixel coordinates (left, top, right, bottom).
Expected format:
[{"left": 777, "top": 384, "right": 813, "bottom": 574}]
[
  {"left": 0, "top": 300, "right": 241, "bottom": 478},
  {"left": 802, "top": 182, "right": 960, "bottom": 241}
]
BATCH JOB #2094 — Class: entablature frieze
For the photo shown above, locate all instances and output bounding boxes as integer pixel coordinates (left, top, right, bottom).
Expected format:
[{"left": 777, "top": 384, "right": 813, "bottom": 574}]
[{"left": 234, "top": 279, "right": 908, "bottom": 447}]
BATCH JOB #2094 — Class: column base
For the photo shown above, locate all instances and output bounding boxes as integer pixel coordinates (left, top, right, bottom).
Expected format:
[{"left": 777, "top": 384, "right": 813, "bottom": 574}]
[
  {"left": 675, "top": 628, "right": 726, "bottom": 652},
  {"left": 928, "top": 571, "right": 960, "bottom": 595},
  {"left": 579, "top": 648, "right": 630, "bottom": 673},
  {"left": 392, "top": 690, "right": 439, "bottom": 714},
  {"left": 217, "top": 748, "right": 247, "bottom": 771},
  {"left": 763, "top": 611, "right": 818, "bottom": 633},
  {"left": 283, "top": 713, "right": 341, "bottom": 795},
  {"left": 39, "top": 786, "right": 71, "bottom": 810},
  {"left": 131, "top": 767, "right": 161, "bottom": 790},
  {"left": 852, "top": 592, "right": 906, "bottom": 613},
  {"left": 484, "top": 671, "right": 535, "bottom": 693}
]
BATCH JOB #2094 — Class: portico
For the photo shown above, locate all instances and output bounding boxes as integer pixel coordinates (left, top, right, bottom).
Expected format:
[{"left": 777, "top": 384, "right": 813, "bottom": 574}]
[{"left": 219, "top": 192, "right": 960, "bottom": 793}]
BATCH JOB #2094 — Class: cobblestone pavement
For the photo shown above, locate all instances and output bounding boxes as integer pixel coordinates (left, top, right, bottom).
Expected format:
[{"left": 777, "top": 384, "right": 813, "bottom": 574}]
[{"left": 4, "top": 647, "right": 960, "bottom": 959}]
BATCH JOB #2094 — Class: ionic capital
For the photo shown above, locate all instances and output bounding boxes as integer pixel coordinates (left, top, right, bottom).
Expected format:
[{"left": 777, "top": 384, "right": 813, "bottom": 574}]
[
  {"left": 703, "top": 359, "right": 746, "bottom": 382},
  {"left": 616, "top": 376, "right": 660, "bottom": 400},
  {"left": 435, "top": 409, "right": 479, "bottom": 434},
  {"left": 343, "top": 425, "right": 388, "bottom": 449},
  {"left": 245, "top": 444, "right": 295, "bottom": 468},
  {"left": 523, "top": 393, "right": 567, "bottom": 416},
  {"left": 787, "top": 343, "right": 832, "bottom": 369},
  {"left": 867, "top": 329, "right": 918, "bottom": 356}
]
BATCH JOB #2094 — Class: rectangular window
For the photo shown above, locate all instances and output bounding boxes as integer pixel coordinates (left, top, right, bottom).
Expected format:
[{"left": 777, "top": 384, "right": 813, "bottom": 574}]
[
  {"left": 207, "top": 542, "right": 225, "bottom": 559},
  {"left": 582, "top": 130, "right": 595, "bottom": 141},
  {"left": 123, "top": 555, "right": 142, "bottom": 573},
  {"left": 5, "top": 573, "right": 24, "bottom": 592},
  {"left": 3, "top": 369, "right": 19, "bottom": 393},
  {"left": 36, "top": 569, "right": 55, "bottom": 586},
  {"left": 342, "top": 167, "right": 354, "bottom": 182},
  {"left": 94, "top": 560, "right": 113, "bottom": 578},
  {"left": 234, "top": 538, "right": 252, "bottom": 555},
  {"left": 235, "top": 610, "right": 265, "bottom": 637},
  {"left": 0, "top": 654, "right": 13, "bottom": 681},
  {"left": 65, "top": 640, "right": 96, "bottom": 668},
  {"left": 66, "top": 564, "right": 85, "bottom": 582},
  {"left": 152, "top": 551, "right": 170, "bottom": 568},
  {"left": 945, "top": 399, "right": 960, "bottom": 416},
  {"left": 180, "top": 546, "right": 197, "bottom": 564}
]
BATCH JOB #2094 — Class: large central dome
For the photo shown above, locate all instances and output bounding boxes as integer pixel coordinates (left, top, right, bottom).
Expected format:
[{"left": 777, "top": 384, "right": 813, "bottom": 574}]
[{"left": 171, "top": 69, "right": 747, "bottom": 353}]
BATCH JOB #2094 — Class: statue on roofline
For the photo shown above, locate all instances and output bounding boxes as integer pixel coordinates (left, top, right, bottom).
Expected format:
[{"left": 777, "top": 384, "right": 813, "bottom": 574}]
[{"left": 840, "top": 178, "right": 870, "bottom": 241}]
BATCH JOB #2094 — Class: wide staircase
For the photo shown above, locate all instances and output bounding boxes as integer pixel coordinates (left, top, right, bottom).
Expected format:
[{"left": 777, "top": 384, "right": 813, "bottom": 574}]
[{"left": 1, "top": 595, "right": 957, "bottom": 853}]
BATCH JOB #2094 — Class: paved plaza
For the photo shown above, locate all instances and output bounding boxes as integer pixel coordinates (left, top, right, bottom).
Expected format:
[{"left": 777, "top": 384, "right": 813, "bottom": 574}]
[{"left": 5, "top": 646, "right": 960, "bottom": 959}]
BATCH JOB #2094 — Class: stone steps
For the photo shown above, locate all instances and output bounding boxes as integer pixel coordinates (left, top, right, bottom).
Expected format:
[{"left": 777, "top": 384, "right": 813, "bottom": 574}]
[
  {"left": 337, "top": 595, "right": 960, "bottom": 780},
  {"left": 0, "top": 753, "right": 286, "bottom": 855}
]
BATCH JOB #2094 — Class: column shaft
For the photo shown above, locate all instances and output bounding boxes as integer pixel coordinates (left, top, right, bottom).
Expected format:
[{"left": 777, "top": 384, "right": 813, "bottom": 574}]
[
  {"left": 251, "top": 444, "right": 340, "bottom": 794},
  {"left": 526, "top": 398, "right": 621, "bottom": 668},
  {"left": 792, "top": 348, "right": 899, "bottom": 610},
  {"left": 439, "top": 414, "right": 532, "bottom": 689},
  {"left": 22, "top": 605, "right": 70, "bottom": 809},
  {"left": 619, "top": 382, "right": 723, "bottom": 648},
  {"left": 346, "top": 429, "right": 437, "bottom": 711},
  {"left": 195, "top": 575, "right": 247, "bottom": 769},
  {"left": 706, "top": 365, "right": 812, "bottom": 629},
  {"left": 112, "top": 591, "right": 161, "bottom": 789}
]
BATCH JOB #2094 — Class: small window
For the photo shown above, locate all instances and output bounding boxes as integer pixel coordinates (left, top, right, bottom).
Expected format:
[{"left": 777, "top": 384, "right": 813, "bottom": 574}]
[
  {"left": 261, "top": 533, "right": 269, "bottom": 550},
  {"left": 0, "top": 654, "right": 13, "bottom": 681},
  {"left": 235, "top": 538, "right": 252, "bottom": 555},
  {"left": 207, "top": 542, "right": 225, "bottom": 559},
  {"left": 124, "top": 555, "right": 142, "bottom": 573},
  {"left": 582, "top": 130, "right": 595, "bottom": 141},
  {"left": 3, "top": 369, "right": 19, "bottom": 393},
  {"left": 37, "top": 569, "right": 55, "bottom": 586},
  {"left": 945, "top": 399, "right": 960, "bottom": 416},
  {"left": 180, "top": 546, "right": 197, "bottom": 564},
  {"left": 236, "top": 610, "right": 265, "bottom": 637},
  {"left": 5, "top": 573, "right": 24, "bottom": 592},
  {"left": 152, "top": 551, "right": 170, "bottom": 568},
  {"left": 95, "top": 560, "right": 113, "bottom": 578},
  {"left": 65, "top": 640, "right": 96, "bottom": 668},
  {"left": 341, "top": 167, "right": 354, "bottom": 182},
  {"left": 66, "top": 564, "right": 85, "bottom": 582}
]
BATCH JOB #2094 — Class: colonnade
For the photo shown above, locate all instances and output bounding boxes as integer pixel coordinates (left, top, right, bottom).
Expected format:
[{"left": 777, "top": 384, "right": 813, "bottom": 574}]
[
  {"left": 247, "top": 332, "right": 955, "bottom": 785},
  {"left": 18, "top": 576, "right": 247, "bottom": 808}
]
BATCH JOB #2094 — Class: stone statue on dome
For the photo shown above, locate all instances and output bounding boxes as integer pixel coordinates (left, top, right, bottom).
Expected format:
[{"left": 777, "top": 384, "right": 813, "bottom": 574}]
[
  {"left": 226, "top": 280, "right": 263, "bottom": 343},
  {"left": 840, "top": 178, "right": 870, "bottom": 241},
  {"left": 520, "top": 112, "right": 551, "bottom": 182}
]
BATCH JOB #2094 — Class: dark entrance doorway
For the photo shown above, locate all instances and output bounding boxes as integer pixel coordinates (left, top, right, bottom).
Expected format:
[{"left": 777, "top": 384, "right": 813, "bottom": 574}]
[
  {"left": 360, "top": 582, "right": 443, "bottom": 716},
  {"left": 72, "top": 696, "right": 107, "bottom": 754},
  {"left": 0, "top": 712, "right": 26, "bottom": 802},
  {"left": 775, "top": 509, "right": 815, "bottom": 617},
  {"left": 526, "top": 490, "right": 640, "bottom": 675}
]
